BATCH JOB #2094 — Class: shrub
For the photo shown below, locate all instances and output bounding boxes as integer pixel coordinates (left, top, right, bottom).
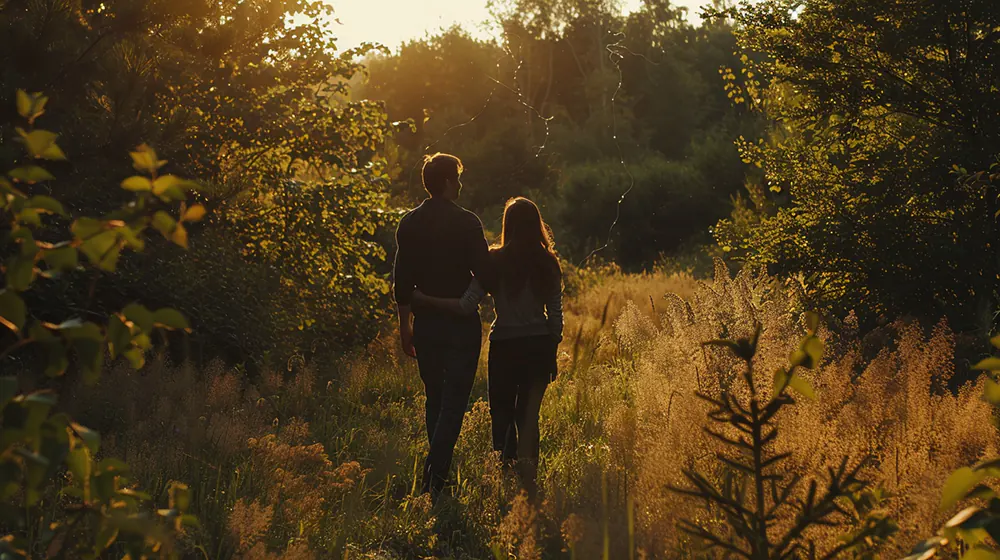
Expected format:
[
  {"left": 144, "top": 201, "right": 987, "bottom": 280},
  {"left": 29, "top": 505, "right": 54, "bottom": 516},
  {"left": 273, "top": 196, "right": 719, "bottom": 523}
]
[{"left": 0, "top": 92, "right": 195, "bottom": 558}]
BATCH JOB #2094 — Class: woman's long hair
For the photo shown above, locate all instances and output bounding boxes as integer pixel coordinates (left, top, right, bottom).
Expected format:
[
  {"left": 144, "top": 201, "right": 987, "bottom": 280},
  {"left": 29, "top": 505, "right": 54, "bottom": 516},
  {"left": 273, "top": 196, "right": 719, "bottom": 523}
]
[{"left": 492, "top": 197, "right": 561, "bottom": 296}]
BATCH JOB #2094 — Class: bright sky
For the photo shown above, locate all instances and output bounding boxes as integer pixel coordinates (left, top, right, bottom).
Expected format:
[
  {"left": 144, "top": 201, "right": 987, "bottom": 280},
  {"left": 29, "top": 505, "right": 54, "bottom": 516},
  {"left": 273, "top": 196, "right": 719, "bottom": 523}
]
[{"left": 328, "top": 0, "right": 707, "bottom": 52}]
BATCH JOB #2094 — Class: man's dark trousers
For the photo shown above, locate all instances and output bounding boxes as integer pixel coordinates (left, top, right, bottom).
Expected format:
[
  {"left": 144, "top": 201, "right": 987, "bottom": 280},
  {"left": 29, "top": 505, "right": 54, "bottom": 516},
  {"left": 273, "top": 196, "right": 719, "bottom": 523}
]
[{"left": 413, "top": 312, "right": 482, "bottom": 496}]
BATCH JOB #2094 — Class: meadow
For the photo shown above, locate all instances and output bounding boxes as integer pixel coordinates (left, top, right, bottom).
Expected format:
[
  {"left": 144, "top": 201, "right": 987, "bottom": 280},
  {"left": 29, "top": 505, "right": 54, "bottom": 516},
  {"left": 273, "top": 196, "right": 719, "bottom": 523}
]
[{"left": 47, "top": 261, "right": 992, "bottom": 559}]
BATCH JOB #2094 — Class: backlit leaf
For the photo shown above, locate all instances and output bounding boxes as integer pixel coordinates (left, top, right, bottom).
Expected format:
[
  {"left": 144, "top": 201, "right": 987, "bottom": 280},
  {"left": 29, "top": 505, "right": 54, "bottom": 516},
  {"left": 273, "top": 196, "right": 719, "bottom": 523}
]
[
  {"left": 71, "top": 217, "right": 104, "bottom": 241},
  {"left": 70, "top": 422, "right": 100, "bottom": 454},
  {"left": 130, "top": 144, "right": 165, "bottom": 173},
  {"left": 942, "top": 467, "right": 987, "bottom": 512},
  {"left": 18, "top": 129, "right": 59, "bottom": 159},
  {"left": 121, "top": 176, "right": 152, "bottom": 192},
  {"left": 6, "top": 256, "right": 35, "bottom": 291},
  {"left": 153, "top": 308, "right": 190, "bottom": 331},
  {"left": 122, "top": 303, "right": 154, "bottom": 333},
  {"left": 16, "top": 90, "right": 33, "bottom": 119},
  {"left": 79, "top": 230, "right": 121, "bottom": 271},
  {"left": 43, "top": 247, "right": 78, "bottom": 272},
  {"left": 0, "top": 290, "right": 26, "bottom": 332},
  {"left": 985, "top": 379, "right": 1000, "bottom": 406},
  {"left": 805, "top": 312, "right": 820, "bottom": 334},
  {"left": 0, "top": 376, "right": 17, "bottom": 409},
  {"left": 25, "top": 195, "right": 65, "bottom": 215},
  {"left": 152, "top": 211, "right": 176, "bottom": 237},
  {"left": 170, "top": 223, "right": 188, "bottom": 248},
  {"left": 960, "top": 548, "right": 1000, "bottom": 560},
  {"left": 9, "top": 165, "right": 55, "bottom": 184},
  {"left": 181, "top": 204, "right": 206, "bottom": 222},
  {"left": 974, "top": 358, "right": 1000, "bottom": 372}
]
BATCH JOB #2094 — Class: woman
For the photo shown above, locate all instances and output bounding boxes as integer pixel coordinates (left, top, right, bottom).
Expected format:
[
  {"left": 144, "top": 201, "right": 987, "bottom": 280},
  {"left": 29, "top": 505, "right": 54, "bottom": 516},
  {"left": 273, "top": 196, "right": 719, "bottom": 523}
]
[{"left": 413, "top": 197, "right": 562, "bottom": 499}]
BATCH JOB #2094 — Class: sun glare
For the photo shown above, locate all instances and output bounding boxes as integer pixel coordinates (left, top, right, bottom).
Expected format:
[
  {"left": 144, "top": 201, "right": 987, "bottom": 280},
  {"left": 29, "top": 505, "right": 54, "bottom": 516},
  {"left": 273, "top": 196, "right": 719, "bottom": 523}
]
[{"left": 328, "top": 0, "right": 700, "bottom": 52}]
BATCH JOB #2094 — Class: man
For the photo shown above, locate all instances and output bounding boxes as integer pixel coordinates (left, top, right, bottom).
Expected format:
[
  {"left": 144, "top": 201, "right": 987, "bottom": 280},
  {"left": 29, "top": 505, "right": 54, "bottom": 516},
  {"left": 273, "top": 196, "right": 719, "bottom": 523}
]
[{"left": 392, "top": 152, "right": 491, "bottom": 497}]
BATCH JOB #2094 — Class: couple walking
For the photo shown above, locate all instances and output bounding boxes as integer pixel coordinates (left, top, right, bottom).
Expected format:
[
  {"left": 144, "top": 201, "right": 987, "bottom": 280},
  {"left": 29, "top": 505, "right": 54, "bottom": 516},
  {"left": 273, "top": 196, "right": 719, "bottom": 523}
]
[{"left": 393, "top": 153, "right": 563, "bottom": 501}]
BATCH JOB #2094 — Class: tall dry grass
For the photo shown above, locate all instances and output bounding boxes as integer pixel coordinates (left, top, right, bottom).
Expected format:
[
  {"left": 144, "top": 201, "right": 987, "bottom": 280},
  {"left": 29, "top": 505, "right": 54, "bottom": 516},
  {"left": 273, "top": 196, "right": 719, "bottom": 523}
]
[{"left": 62, "top": 262, "right": 997, "bottom": 558}]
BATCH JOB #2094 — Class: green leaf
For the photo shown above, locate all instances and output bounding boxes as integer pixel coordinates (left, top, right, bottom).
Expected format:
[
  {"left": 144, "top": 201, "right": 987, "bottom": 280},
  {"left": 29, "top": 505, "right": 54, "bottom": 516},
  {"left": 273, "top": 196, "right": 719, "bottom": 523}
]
[
  {"left": 25, "top": 195, "right": 65, "bottom": 216},
  {"left": 152, "top": 174, "right": 186, "bottom": 196},
  {"left": 6, "top": 256, "right": 35, "bottom": 291},
  {"left": 986, "top": 379, "right": 1000, "bottom": 406},
  {"left": 117, "top": 226, "right": 145, "bottom": 250},
  {"left": 991, "top": 335, "right": 1000, "bottom": 350},
  {"left": 66, "top": 446, "right": 92, "bottom": 495},
  {"left": 79, "top": 230, "right": 121, "bottom": 271},
  {"left": 17, "top": 208, "right": 41, "bottom": 226},
  {"left": 15, "top": 90, "right": 47, "bottom": 121},
  {"left": 802, "top": 336, "right": 823, "bottom": 368},
  {"left": 121, "top": 176, "right": 152, "bottom": 192},
  {"left": 960, "top": 547, "right": 1000, "bottom": 560},
  {"left": 40, "top": 142, "right": 66, "bottom": 161},
  {"left": 9, "top": 165, "right": 55, "bottom": 184},
  {"left": 152, "top": 211, "right": 177, "bottom": 237},
  {"left": 805, "top": 312, "right": 820, "bottom": 334},
  {"left": 974, "top": 358, "right": 1000, "bottom": 372},
  {"left": 43, "top": 246, "right": 78, "bottom": 272},
  {"left": 0, "top": 376, "right": 17, "bottom": 410},
  {"left": 130, "top": 144, "right": 165, "bottom": 173},
  {"left": 775, "top": 367, "right": 816, "bottom": 400},
  {"left": 170, "top": 223, "right": 188, "bottom": 248},
  {"left": 16, "top": 90, "right": 33, "bottom": 119},
  {"left": 181, "top": 204, "right": 207, "bottom": 222},
  {"left": 123, "top": 347, "right": 145, "bottom": 369},
  {"left": 0, "top": 290, "right": 26, "bottom": 332},
  {"left": 942, "top": 467, "right": 988, "bottom": 512},
  {"left": 18, "top": 129, "right": 59, "bottom": 159},
  {"left": 122, "top": 303, "right": 154, "bottom": 333},
  {"left": 70, "top": 422, "right": 100, "bottom": 454},
  {"left": 71, "top": 217, "right": 103, "bottom": 241},
  {"left": 106, "top": 315, "right": 131, "bottom": 358},
  {"left": 773, "top": 368, "right": 791, "bottom": 397},
  {"left": 153, "top": 308, "right": 190, "bottom": 331}
]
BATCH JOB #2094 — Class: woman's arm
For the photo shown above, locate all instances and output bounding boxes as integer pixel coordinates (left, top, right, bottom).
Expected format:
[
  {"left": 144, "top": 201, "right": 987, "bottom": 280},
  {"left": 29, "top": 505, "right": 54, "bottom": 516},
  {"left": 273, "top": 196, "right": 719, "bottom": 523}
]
[
  {"left": 413, "top": 279, "right": 486, "bottom": 316},
  {"left": 545, "top": 287, "right": 564, "bottom": 341}
]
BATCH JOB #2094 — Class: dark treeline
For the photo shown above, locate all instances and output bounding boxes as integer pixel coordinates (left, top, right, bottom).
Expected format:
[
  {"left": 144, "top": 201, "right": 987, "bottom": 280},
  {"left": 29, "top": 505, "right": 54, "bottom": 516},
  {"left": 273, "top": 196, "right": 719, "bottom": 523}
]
[
  {"left": 360, "top": 0, "right": 758, "bottom": 268},
  {"left": 364, "top": 0, "right": 1000, "bottom": 338}
]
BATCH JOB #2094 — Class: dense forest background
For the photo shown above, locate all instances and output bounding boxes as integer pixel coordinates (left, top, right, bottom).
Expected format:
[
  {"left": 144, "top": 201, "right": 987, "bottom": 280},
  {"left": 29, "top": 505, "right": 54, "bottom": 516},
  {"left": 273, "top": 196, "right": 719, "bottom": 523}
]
[{"left": 2, "top": 0, "right": 1000, "bottom": 557}]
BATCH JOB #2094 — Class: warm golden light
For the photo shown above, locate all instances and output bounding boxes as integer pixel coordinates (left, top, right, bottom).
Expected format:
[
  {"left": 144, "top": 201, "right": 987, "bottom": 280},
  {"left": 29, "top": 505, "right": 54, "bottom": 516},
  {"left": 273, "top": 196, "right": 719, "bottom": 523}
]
[{"left": 328, "top": 0, "right": 704, "bottom": 52}]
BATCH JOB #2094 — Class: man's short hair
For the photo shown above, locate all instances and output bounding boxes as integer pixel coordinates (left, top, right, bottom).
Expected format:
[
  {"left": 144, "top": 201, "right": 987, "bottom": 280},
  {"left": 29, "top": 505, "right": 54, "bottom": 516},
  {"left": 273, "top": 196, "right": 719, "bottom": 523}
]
[{"left": 421, "top": 153, "right": 463, "bottom": 197}]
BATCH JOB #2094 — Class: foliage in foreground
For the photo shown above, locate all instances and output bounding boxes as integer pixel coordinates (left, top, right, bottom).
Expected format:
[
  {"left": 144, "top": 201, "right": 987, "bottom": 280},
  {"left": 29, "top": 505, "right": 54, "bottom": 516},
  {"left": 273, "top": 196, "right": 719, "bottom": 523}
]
[
  {"left": 674, "top": 315, "right": 897, "bottom": 558},
  {"left": 1, "top": 93, "right": 195, "bottom": 557},
  {"left": 901, "top": 336, "right": 1000, "bottom": 560}
]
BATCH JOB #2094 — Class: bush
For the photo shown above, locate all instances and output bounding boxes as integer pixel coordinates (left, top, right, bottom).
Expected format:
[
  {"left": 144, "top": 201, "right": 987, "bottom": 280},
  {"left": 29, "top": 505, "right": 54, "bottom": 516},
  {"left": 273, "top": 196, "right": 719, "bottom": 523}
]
[
  {"left": 0, "top": 92, "right": 195, "bottom": 558},
  {"left": 555, "top": 154, "right": 731, "bottom": 268}
]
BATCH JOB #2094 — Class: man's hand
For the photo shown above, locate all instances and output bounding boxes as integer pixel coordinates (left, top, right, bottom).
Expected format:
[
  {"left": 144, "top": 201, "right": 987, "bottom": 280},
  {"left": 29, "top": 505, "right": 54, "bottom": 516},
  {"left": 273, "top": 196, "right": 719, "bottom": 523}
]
[
  {"left": 397, "top": 304, "right": 416, "bottom": 358},
  {"left": 400, "top": 323, "right": 416, "bottom": 358}
]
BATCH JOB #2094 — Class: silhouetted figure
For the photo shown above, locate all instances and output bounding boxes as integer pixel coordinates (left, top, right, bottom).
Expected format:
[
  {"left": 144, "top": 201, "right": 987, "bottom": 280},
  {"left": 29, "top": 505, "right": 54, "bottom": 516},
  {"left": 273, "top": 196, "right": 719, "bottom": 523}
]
[
  {"left": 392, "top": 153, "right": 491, "bottom": 498},
  {"left": 414, "top": 197, "right": 563, "bottom": 500}
]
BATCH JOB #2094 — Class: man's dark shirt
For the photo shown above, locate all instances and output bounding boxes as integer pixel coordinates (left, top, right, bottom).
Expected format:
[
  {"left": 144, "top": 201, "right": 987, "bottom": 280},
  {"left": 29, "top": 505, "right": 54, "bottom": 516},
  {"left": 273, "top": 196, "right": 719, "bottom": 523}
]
[{"left": 393, "top": 197, "right": 490, "bottom": 312}]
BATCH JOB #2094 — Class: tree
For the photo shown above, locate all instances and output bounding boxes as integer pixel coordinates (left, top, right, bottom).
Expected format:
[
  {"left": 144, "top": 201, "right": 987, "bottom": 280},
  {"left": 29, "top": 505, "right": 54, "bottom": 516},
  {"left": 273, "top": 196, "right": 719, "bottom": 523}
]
[
  {"left": 1, "top": 0, "right": 396, "bottom": 359},
  {"left": 715, "top": 0, "right": 1000, "bottom": 333}
]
